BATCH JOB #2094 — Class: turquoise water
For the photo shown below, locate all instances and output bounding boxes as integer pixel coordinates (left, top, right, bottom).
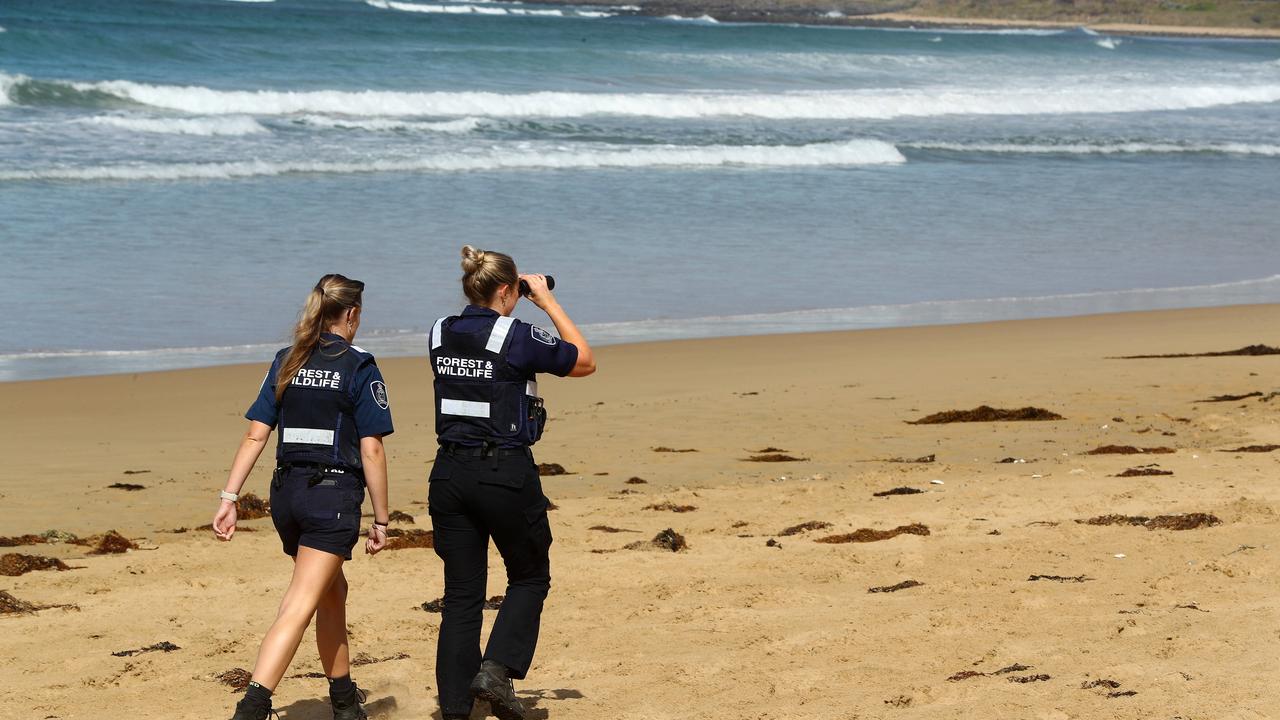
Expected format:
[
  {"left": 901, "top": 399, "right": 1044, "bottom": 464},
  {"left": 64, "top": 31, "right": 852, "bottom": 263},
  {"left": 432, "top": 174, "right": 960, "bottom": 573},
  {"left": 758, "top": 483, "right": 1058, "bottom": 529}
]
[{"left": 2, "top": 0, "right": 1279, "bottom": 380}]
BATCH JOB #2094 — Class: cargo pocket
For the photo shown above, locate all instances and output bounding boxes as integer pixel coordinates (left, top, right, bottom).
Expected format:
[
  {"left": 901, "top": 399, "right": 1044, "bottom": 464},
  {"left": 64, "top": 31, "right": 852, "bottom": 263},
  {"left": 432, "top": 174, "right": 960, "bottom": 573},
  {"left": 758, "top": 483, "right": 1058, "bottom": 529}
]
[{"left": 524, "top": 497, "right": 553, "bottom": 553}]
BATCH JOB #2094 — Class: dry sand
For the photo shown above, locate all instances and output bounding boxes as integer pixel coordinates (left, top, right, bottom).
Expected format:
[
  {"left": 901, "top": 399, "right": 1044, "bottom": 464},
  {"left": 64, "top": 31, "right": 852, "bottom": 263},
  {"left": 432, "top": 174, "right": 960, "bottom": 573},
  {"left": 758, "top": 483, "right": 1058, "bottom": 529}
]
[{"left": 3, "top": 304, "right": 1279, "bottom": 719}]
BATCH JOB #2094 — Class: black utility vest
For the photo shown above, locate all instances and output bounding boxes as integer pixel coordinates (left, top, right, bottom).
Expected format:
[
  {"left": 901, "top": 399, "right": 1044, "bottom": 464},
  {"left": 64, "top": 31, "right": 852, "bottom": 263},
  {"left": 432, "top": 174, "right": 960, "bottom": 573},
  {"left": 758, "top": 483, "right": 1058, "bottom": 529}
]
[
  {"left": 430, "top": 313, "right": 545, "bottom": 447},
  {"left": 276, "top": 341, "right": 365, "bottom": 471}
]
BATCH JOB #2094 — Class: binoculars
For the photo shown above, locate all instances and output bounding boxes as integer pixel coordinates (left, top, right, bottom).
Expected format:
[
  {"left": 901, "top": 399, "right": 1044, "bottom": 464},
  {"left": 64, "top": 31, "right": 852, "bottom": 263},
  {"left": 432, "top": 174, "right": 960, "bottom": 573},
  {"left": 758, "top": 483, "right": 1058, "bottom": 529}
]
[{"left": 518, "top": 275, "right": 555, "bottom": 297}]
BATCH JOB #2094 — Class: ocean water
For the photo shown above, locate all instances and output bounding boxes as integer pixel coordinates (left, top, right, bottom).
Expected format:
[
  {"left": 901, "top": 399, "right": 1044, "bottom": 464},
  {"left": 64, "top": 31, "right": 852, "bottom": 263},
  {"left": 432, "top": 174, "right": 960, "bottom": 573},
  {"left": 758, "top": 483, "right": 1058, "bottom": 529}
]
[{"left": 1, "top": 0, "right": 1278, "bottom": 380}]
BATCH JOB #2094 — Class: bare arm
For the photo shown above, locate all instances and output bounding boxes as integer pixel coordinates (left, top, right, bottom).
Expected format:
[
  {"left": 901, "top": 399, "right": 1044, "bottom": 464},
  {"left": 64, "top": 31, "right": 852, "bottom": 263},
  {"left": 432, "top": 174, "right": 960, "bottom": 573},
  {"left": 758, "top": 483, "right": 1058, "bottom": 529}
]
[
  {"left": 520, "top": 274, "right": 596, "bottom": 377},
  {"left": 361, "top": 435, "right": 390, "bottom": 554},
  {"left": 212, "top": 420, "right": 273, "bottom": 541}
]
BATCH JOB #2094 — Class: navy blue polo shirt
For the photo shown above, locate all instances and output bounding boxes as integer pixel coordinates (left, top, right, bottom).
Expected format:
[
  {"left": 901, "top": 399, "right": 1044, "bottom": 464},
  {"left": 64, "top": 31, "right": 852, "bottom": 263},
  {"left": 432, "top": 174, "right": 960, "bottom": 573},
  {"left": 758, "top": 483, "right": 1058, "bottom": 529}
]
[
  {"left": 246, "top": 333, "right": 395, "bottom": 438},
  {"left": 451, "top": 305, "right": 578, "bottom": 378}
]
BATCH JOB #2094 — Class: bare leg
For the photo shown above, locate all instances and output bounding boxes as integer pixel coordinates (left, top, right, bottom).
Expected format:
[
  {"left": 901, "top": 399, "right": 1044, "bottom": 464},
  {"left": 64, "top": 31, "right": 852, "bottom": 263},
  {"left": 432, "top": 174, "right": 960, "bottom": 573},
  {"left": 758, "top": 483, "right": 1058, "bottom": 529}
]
[
  {"left": 249, "top": 546, "right": 346, "bottom": 690},
  {"left": 316, "top": 568, "right": 351, "bottom": 678}
]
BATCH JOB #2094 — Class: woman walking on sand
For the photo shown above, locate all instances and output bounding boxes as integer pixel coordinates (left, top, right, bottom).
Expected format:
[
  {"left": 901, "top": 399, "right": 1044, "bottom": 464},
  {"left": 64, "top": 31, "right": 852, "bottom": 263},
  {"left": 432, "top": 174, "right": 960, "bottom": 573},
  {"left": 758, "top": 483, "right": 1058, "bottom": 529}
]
[
  {"left": 427, "top": 246, "right": 595, "bottom": 720},
  {"left": 212, "top": 274, "right": 394, "bottom": 720}
]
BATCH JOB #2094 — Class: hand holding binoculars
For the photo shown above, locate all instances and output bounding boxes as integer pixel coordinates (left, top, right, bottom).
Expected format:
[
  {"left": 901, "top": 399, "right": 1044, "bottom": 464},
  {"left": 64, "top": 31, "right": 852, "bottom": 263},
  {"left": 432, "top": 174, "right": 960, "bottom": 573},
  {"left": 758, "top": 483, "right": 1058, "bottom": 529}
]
[{"left": 518, "top": 275, "right": 555, "bottom": 297}]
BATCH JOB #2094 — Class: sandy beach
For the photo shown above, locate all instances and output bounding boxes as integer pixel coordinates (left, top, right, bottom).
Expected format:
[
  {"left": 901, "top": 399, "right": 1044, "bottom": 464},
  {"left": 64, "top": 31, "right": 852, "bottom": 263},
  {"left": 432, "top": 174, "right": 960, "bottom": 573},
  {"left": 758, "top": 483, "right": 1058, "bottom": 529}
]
[{"left": 3, "top": 304, "right": 1279, "bottom": 719}]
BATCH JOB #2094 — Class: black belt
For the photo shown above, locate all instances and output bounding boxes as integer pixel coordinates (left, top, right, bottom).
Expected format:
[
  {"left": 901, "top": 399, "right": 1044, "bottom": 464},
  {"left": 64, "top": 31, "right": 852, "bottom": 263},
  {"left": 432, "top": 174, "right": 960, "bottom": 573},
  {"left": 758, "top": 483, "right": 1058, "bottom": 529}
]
[
  {"left": 275, "top": 462, "right": 362, "bottom": 487},
  {"left": 441, "top": 442, "right": 529, "bottom": 458}
]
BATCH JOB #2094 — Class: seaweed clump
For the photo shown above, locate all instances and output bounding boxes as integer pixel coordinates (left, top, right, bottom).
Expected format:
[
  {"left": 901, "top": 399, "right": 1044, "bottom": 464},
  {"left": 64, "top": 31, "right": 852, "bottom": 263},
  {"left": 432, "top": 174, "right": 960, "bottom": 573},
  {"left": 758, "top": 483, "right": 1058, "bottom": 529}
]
[
  {"left": 909, "top": 406, "right": 1063, "bottom": 424},
  {"left": 388, "top": 510, "right": 415, "bottom": 524},
  {"left": 884, "top": 454, "right": 935, "bottom": 463},
  {"left": 107, "top": 483, "right": 146, "bottom": 491},
  {"left": 744, "top": 453, "right": 808, "bottom": 462},
  {"left": 217, "top": 668, "right": 253, "bottom": 690},
  {"left": 0, "top": 590, "right": 38, "bottom": 615},
  {"left": 625, "top": 528, "right": 688, "bottom": 552},
  {"left": 0, "top": 554, "right": 72, "bottom": 577},
  {"left": 385, "top": 529, "right": 434, "bottom": 549},
  {"left": 1079, "top": 513, "right": 1221, "bottom": 530},
  {"left": 816, "top": 524, "right": 930, "bottom": 544},
  {"left": 644, "top": 501, "right": 697, "bottom": 513},
  {"left": 1222, "top": 444, "right": 1280, "bottom": 453},
  {"left": 537, "top": 463, "right": 568, "bottom": 476},
  {"left": 625, "top": 477, "right": 648, "bottom": 484},
  {"left": 1117, "top": 344, "right": 1280, "bottom": 359},
  {"left": 778, "top": 521, "right": 832, "bottom": 536},
  {"left": 868, "top": 580, "right": 923, "bottom": 594},
  {"left": 1114, "top": 465, "right": 1173, "bottom": 477},
  {"left": 652, "top": 446, "right": 697, "bottom": 453},
  {"left": 589, "top": 525, "right": 640, "bottom": 534},
  {"left": 1195, "top": 392, "right": 1263, "bottom": 403},
  {"left": 75, "top": 530, "right": 137, "bottom": 555},
  {"left": 112, "top": 641, "right": 180, "bottom": 657},
  {"left": 873, "top": 487, "right": 924, "bottom": 497},
  {"left": 0, "top": 534, "right": 47, "bottom": 548},
  {"left": 1084, "top": 445, "right": 1175, "bottom": 455},
  {"left": 236, "top": 493, "right": 271, "bottom": 520}
]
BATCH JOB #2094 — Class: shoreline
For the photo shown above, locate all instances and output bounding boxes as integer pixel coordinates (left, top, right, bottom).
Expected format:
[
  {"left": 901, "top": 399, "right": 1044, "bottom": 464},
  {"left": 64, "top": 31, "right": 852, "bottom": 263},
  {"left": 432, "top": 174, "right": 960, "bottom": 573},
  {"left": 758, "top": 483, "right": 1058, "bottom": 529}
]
[{"left": 7, "top": 297, "right": 1280, "bottom": 383}]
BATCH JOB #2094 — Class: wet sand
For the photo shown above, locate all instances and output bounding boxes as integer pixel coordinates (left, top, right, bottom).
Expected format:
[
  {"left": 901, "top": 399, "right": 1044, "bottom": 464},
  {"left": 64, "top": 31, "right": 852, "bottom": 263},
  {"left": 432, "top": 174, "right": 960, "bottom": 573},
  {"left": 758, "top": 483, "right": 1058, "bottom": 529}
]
[{"left": 3, "top": 304, "right": 1279, "bottom": 718}]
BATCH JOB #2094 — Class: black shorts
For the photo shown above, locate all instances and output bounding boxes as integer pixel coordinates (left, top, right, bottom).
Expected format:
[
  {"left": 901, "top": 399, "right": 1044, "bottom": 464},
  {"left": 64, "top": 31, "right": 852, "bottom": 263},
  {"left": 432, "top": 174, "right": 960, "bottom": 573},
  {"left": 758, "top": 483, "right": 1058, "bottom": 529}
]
[{"left": 269, "top": 466, "right": 365, "bottom": 561}]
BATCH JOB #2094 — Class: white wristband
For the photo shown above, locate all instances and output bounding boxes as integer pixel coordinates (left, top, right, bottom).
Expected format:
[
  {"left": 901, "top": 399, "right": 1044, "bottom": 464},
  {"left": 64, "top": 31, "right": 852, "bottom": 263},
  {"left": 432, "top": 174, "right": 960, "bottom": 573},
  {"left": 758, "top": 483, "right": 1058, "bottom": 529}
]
[{"left": 219, "top": 490, "right": 239, "bottom": 502}]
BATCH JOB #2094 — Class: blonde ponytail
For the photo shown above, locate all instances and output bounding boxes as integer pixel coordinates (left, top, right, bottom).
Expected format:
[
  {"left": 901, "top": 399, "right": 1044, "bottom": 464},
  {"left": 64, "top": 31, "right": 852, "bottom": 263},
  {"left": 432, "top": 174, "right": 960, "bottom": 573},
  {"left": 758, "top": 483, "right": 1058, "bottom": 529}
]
[
  {"left": 460, "top": 245, "right": 517, "bottom": 305},
  {"left": 275, "top": 274, "right": 364, "bottom": 403}
]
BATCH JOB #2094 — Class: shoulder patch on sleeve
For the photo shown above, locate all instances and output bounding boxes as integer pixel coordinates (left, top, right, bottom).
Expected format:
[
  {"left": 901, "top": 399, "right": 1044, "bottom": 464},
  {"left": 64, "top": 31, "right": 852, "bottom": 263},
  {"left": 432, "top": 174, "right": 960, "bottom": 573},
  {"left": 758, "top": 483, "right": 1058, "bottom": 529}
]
[
  {"left": 350, "top": 344, "right": 367, "bottom": 354},
  {"left": 530, "top": 325, "right": 557, "bottom": 346},
  {"left": 370, "top": 380, "right": 389, "bottom": 410}
]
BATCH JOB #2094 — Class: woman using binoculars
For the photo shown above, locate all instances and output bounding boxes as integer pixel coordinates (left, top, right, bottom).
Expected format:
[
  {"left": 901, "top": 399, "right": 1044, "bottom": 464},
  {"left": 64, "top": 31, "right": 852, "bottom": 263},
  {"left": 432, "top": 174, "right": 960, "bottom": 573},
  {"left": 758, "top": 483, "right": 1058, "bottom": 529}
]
[{"left": 427, "top": 245, "right": 595, "bottom": 720}]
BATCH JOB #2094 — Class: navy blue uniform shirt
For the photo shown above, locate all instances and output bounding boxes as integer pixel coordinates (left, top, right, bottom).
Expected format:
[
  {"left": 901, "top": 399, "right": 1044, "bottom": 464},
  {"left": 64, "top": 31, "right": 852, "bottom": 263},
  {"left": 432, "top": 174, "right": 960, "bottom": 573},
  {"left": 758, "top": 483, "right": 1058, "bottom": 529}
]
[
  {"left": 246, "top": 333, "right": 395, "bottom": 438},
  {"left": 452, "top": 305, "right": 578, "bottom": 378}
]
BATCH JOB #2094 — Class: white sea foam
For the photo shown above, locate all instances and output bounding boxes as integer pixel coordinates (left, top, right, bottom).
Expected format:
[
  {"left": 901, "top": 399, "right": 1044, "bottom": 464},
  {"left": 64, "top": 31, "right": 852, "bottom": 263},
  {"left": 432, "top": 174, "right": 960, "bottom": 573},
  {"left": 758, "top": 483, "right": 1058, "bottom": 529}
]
[
  {"left": 295, "top": 114, "right": 487, "bottom": 133},
  {"left": 23, "top": 74, "right": 1280, "bottom": 119},
  {"left": 82, "top": 115, "right": 269, "bottom": 136},
  {"left": 1095, "top": 37, "right": 1121, "bottom": 50},
  {"left": 663, "top": 13, "right": 719, "bottom": 23},
  {"left": 905, "top": 141, "right": 1280, "bottom": 156},
  {"left": 365, "top": 0, "right": 612, "bottom": 17},
  {"left": 0, "top": 139, "right": 904, "bottom": 182}
]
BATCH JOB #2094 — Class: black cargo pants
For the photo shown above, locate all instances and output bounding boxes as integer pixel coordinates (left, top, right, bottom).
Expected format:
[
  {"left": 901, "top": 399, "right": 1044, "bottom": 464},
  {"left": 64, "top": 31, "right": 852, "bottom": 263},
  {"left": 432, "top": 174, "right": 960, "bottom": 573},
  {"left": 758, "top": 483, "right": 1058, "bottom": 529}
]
[{"left": 428, "top": 445, "right": 553, "bottom": 716}]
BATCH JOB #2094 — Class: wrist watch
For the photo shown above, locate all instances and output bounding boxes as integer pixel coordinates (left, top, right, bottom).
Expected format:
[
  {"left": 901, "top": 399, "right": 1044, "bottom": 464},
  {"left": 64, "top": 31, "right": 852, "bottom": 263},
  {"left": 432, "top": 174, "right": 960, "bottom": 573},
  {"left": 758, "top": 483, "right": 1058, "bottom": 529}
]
[{"left": 219, "top": 490, "right": 239, "bottom": 502}]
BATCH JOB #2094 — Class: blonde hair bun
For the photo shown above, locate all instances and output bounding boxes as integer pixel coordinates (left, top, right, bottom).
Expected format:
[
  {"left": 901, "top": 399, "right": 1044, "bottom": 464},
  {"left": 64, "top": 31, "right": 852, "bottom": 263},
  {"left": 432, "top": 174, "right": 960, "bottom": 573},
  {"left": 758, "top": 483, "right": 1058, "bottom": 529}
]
[{"left": 461, "top": 244, "right": 487, "bottom": 274}]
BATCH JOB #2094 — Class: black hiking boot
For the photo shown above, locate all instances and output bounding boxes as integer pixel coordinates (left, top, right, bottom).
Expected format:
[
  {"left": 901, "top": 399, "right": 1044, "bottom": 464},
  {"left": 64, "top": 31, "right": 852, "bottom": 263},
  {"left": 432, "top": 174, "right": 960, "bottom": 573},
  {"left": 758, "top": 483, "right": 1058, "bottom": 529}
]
[
  {"left": 230, "top": 696, "right": 277, "bottom": 720},
  {"left": 330, "top": 683, "right": 369, "bottom": 720},
  {"left": 469, "top": 660, "right": 525, "bottom": 720}
]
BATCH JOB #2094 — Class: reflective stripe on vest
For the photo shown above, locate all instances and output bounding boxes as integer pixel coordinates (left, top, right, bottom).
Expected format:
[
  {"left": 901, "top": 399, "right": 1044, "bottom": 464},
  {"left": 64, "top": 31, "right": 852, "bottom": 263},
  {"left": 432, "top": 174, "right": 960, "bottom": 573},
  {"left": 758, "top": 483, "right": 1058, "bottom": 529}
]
[
  {"left": 485, "top": 315, "right": 515, "bottom": 354},
  {"left": 431, "top": 317, "right": 447, "bottom": 350},
  {"left": 282, "top": 427, "right": 336, "bottom": 445},
  {"left": 440, "top": 399, "right": 491, "bottom": 418}
]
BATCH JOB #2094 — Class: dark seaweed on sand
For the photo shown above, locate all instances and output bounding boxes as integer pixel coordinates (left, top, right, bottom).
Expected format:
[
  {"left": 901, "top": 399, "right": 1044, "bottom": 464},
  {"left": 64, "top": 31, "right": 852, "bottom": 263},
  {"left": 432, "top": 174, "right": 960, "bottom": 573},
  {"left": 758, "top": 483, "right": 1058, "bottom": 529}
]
[
  {"left": 236, "top": 493, "right": 271, "bottom": 520},
  {"left": 1008, "top": 674, "right": 1051, "bottom": 683},
  {"left": 815, "top": 524, "right": 930, "bottom": 544},
  {"left": 0, "top": 553, "right": 72, "bottom": 577},
  {"left": 0, "top": 590, "right": 39, "bottom": 614},
  {"left": 1028, "top": 574, "right": 1091, "bottom": 583},
  {"left": 652, "top": 446, "right": 697, "bottom": 453},
  {"left": 419, "top": 597, "right": 502, "bottom": 613},
  {"left": 112, "top": 641, "right": 180, "bottom": 657},
  {"left": 868, "top": 580, "right": 922, "bottom": 594},
  {"left": 947, "top": 664, "right": 1032, "bottom": 682},
  {"left": 744, "top": 453, "right": 808, "bottom": 462},
  {"left": 625, "top": 476, "right": 648, "bottom": 484},
  {"left": 107, "top": 483, "right": 146, "bottom": 491},
  {"left": 1221, "top": 444, "right": 1280, "bottom": 453},
  {"left": 908, "top": 406, "right": 1063, "bottom": 424},
  {"left": 537, "top": 463, "right": 568, "bottom": 476},
  {"left": 385, "top": 528, "right": 434, "bottom": 549},
  {"left": 1114, "top": 465, "right": 1173, "bottom": 477},
  {"left": 70, "top": 530, "right": 137, "bottom": 555},
  {"left": 217, "top": 668, "right": 253, "bottom": 690},
  {"left": 778, "top": 520, "right": 832, "bottom": 536},
  {"left": 1195, "top": 391, "right": 1264, "bottom": 403},
  {"left": 1079, "top": 513, "right": 1220, "bottom": 530},
  {"left": 1084, "top": 444, "right": 1175, "bottom": 455},
  {"left": 873, "top": 486, "right": 924, "bottom": 497},
  {"left": 883, "top": 454, "right": 935, "bottom": 463},
  {"left": 388, "top": 510, "right": 415, "bottom": 524},
  {"left": 1082, "top": 679, "right": 1122, "bottom": 690},
  {"left": 1116, "top": 344, "right": 1280, "bottom": 359},
  {"left": 589, "top": 525, "right": 640, "bottom": 533},
  {"left": 644, "top": 501, "right": 697, "bottom": 513},
  {"left": 0, "top": 534, "right": 47, "bottom": 548},
  {"left": 624, "top": 528, "right": 688, "bottom": 552}
]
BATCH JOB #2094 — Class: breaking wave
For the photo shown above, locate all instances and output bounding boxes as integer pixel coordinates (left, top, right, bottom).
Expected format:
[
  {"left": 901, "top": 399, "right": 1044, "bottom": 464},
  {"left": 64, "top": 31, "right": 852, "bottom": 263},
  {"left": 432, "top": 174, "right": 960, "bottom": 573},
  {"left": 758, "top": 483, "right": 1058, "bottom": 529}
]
[
  {"left": 905, "top": 141, "right": 1280, "bottom": 156},
  {"left": 0, "top": 139, "right": 904, "bottom": 182},
  {"left": 82, "top": 114, "right": 269, "bottom": 136},
  {"left": 365, "top": 0, "right": 616, "bottom": 17},
  {"left": 293, "top": 114, "right": 488, "bottom": 133},
  {"left": 4, "top": 72, "right": 1277, "bottom": 119}
]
